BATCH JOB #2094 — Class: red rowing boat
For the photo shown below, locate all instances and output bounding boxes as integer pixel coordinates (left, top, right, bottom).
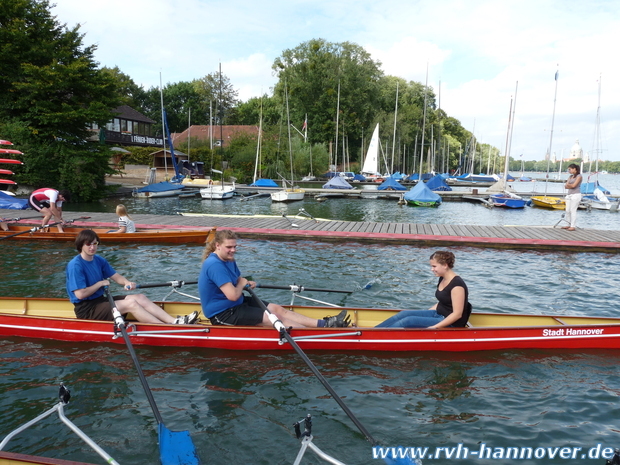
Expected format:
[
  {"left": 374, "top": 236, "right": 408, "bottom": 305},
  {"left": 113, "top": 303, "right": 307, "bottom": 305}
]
[
  {"left": 0, "top": 225, "right": 216, "bottom": 244},
  {"left": 0, "top": 149, "right": 23, "bottom": 155},
  {"left": 1, "top": 297, "right": 619, "bottom": 352}
]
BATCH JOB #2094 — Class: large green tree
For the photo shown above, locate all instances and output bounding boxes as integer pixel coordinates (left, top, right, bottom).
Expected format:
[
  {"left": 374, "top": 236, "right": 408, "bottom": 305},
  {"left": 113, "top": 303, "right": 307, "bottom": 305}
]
[
  {"left": 0, "top": 0, "right": 119, "bottom": 200},
  {"left": 272, "top": 39, "right": 384, "bottom": 162}
]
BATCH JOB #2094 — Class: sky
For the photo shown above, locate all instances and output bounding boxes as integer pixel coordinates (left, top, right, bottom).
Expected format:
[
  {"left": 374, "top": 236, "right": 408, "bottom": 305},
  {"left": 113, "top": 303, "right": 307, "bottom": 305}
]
[{"left": 51, "top": 0, "right": 620, "bottom": 162}]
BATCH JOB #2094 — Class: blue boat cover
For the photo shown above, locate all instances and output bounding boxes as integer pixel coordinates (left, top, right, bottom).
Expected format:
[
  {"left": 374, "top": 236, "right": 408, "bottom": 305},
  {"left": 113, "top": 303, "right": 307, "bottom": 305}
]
[
  {"left": 322, "top": 176, "right": 353, "bottom": 189},
  {"left": 352, "top": 174, "right": 366, "bottom": 182},
  {"left": 0, "top": 191, "right": 29, "bottom": 209},
  {"left": 377, "top": 177, "right": 406, "bottom": 191},
  {"left": 405, "top": 173, "right": 419, "bottom": 182},
  {"left": 404, "top": 182, "right": 442, "bottom": 204},
  {"left": 134, "top": 181, "right": 184, "bottom": 193},
  {"left": 250, "top": 178, "right": 279, "bottom": 187},
  {"left": 420, "top": 173, "right": 433, "bottom": 181},
  {"left": 581, "top": 181, "right": 610, "bottom": 195},
  {"left": 426, "top": 175, "right": 452, "bottom": 191}
]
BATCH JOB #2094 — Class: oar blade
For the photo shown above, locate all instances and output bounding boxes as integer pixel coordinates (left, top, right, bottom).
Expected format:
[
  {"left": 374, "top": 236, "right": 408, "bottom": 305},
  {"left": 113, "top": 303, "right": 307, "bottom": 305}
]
[{"left": 159, "top": 423, "right": 200, "bottom": 465}]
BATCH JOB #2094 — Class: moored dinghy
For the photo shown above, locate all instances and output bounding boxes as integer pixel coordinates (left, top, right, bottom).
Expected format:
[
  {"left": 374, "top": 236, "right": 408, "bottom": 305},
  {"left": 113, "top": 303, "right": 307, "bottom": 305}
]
[{"left": 403, "top": 181, "right": 442, "bottom": 207}]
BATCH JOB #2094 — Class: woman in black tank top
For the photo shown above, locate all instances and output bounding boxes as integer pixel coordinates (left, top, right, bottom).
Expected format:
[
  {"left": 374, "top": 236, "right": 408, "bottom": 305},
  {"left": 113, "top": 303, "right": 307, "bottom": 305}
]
[{"left": 376, "top": 251, "right": 472, "bottom": 328}]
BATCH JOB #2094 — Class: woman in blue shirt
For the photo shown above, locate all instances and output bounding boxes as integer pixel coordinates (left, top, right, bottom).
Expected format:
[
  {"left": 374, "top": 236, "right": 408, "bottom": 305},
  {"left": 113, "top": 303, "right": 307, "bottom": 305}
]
[{"left": 198, "top": 229, "right": 350, "bottom": 328}]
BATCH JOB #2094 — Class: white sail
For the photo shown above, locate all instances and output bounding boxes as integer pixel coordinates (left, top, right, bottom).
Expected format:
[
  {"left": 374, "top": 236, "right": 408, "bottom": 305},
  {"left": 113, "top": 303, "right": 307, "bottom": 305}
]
[{"left": 361, "top": 123, "right": 380, "bottom": 175}]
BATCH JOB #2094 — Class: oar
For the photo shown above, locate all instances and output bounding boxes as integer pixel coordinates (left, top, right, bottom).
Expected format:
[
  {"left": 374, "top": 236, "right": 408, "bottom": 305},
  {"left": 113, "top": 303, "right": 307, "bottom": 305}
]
[
  {"left": 136, "top": 280, "right": 197, "bottom": 289},
  {"left": 246, "top": 287, "right": 418, "bottom": 464},
  {"left": 256, "top": 283, "right": 353, "bottom": 294},
  {"left": 104, "top": 289, "right": 199, "bottom": 465},
  {"left": 245, "top": 286, "right": 376, "bottom": 444},
  {"left": 0, "top": 216, "right": 80, "bottom": 241},
  {"left": 0, "top": 216, "right": 91, "bottom": 241}
]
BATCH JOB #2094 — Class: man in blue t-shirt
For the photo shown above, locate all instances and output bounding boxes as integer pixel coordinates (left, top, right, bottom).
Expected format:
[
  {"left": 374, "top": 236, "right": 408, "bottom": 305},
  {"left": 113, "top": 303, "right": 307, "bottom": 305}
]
[{"left": 66, "top": 230, "right": 199, "bottom": 324}]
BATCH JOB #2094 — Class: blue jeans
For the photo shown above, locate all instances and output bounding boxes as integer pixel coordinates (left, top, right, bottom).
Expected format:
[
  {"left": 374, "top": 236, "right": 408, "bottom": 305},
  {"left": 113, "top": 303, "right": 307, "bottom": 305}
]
[{"left": 375, "top": 310, "right": 445, "bottom": 328}]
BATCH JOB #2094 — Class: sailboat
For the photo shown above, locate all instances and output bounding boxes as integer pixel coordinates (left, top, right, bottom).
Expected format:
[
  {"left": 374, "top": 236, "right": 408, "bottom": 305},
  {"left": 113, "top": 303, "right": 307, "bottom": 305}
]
[
  {"left": 271, "top": 83, "right": 305, "bottom": 202},
  {"left": 199, "top": 169, "right": 235, "bottom": 200},
  {"left": 579, "top": 75, "right": 619, "bottom": 212},
  {"left": 490, "top": 83, "right": 529, "bottom": 208},
  {"left": 361, "top": 123, "right": 382, "bottom": 181},
  {"left": 132, "top": 109, "right": 186, "bottom": 199},
  {"left": 531, "top": 70, "right": 566, "bottom": 210}
]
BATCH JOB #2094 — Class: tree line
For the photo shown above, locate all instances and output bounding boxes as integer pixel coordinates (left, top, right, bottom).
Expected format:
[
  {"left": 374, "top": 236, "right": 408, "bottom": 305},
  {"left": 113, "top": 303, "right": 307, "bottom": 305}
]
[{"left": 3, "top": 1, "right": 614, "bottom": 201}]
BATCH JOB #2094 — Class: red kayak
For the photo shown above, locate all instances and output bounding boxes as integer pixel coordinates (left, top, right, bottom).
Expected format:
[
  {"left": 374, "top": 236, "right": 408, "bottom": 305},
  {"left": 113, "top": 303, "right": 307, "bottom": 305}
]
[
  {"left": 0, "top": 159, "right": 23, "bottom": 164},
  {"left": 0, "top": 179, "right": 16, "bottom": 185},
  {"left": 0, "top": 140, "right": 13, "bottom": 145},
  {"left": 0, "top": 169, "right": 14, "bottom": 175},
  {"left": 0, "top": 148, "right": 23, "bottom": 155}
]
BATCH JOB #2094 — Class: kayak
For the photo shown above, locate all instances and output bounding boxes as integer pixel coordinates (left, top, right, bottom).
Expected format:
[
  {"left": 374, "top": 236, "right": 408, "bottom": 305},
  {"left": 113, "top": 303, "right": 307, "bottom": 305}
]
[
  {"left": 1, "top": 297, "right": 619, "bottom": 352},
  {"left": 0, "top": 225, "right": 216, "bottom": 244}
]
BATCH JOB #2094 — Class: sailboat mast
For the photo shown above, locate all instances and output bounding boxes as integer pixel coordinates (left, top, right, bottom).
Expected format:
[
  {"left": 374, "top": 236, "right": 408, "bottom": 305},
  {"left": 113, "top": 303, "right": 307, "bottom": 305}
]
[
  {"left": 253, "top": 97, "right": 263, "bottom": 184},
  {"left": 159, "top": 72, "right": 168, "bottom": 178},
  {"left": 594, "top": 74, "right": 602, "bottom": 174},
  {"left": 543, "top": 69, "right": 559, "bottom": 196},
  {"left": 391, "top": 81, "right": 399, "bottom": 175},
  {"left": 502, "top": 95, "right": 514, "bottom": 192},
  {"left": 334, "top": 80, "right": 340, "bottom": 172},
  {"left": 420, "top": 64, "right": 428, "bottom": 175},
  {"left": 285, "top": 81, "right": 294, "bottom": 183}
]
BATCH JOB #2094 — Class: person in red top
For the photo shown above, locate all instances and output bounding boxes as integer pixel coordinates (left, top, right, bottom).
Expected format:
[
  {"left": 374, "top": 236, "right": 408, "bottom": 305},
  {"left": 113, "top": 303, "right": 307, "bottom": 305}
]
[{"left": 28, "top": 188, "right": 70, "bottom": 232}]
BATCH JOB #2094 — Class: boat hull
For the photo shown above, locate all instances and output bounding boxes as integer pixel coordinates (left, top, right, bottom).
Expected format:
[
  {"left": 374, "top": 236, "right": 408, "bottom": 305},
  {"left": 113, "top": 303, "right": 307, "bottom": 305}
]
[
  {"left": 0, "top": 450, "right": 97, "bottom": 465},
  {"left": 2, "top": 297, "right": 620, "bottom": 352},
  {"left": 406, "top": 200, "right": 440, "bottom": 207},
  {"left": 531, "top": 196, "right": 566, "bottom": 209},
  {"left": 0, "top": 226, "right": 216, "bottom": 244},
  {"left": 199, "top": 186, "right": 235, "bottom": 199},
  {"left": 490, "top": 194, "right": 529, "bottom": 208},
  {"left": 270, "top": 189, "right": 305, "bottom": 202}
]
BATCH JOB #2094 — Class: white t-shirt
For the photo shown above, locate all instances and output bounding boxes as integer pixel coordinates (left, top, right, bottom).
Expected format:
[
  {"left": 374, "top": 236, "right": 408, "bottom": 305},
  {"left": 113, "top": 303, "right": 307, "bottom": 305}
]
[{"left": 118, "top": 216, "right": 136, "bottom": 233}]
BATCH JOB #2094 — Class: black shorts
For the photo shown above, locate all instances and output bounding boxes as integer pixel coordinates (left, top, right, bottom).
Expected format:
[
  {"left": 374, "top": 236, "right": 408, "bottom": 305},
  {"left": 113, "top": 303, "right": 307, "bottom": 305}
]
[
  {"left": 74, "top": 295, "right": 126, "bottom": 321},
  {"left": 209, "top": 296, "right": 268, "bottom": 326},
  {"left": 28, "top": 197, "right": 50, "bottom": 211}
]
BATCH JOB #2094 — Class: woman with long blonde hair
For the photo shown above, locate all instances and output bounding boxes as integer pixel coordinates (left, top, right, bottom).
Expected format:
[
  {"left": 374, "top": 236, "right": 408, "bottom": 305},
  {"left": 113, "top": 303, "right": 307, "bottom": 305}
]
[
  {"left": 109, "top": 204, "right": 136, "bottom": 233},
  {"left": 198, "top": 230, "right": 350, "bottom": 328}
]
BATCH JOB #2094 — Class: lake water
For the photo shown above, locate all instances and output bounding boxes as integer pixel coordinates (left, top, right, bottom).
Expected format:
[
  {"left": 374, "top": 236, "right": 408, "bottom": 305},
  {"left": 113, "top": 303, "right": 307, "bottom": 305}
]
[
  {"left": 2, "top": 173, "right": 620, "bottom": 464},
  {"left": 61, "top": 172, "right": 620, "bottom": 231}
]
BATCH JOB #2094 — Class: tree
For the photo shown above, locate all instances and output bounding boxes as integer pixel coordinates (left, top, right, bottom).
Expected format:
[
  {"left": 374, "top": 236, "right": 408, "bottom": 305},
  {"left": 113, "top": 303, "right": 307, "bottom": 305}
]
[
  {"left": 100, "top": 66, "right": 147, "bottom": 110},
  {"left": 272, "top": 39, "right": 384, "bottom": 162},
  {"left": 192, "top": 71, "right": 240, "bottom": 125},
  {"left": 0, "top": 0, "right": 120, "bottom": 200}
]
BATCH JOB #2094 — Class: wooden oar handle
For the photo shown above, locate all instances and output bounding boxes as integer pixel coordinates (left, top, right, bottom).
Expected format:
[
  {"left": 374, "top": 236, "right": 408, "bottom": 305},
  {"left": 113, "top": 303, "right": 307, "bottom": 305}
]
[{"left": 256, "top": 283, "right": 353, "bottom": 294}]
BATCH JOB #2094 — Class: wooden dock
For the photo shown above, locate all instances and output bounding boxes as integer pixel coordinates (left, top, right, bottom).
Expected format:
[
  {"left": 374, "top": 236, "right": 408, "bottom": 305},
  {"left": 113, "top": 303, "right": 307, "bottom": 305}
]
[{"left": 5, "top": 209, "right": 618, "bottom": 253}]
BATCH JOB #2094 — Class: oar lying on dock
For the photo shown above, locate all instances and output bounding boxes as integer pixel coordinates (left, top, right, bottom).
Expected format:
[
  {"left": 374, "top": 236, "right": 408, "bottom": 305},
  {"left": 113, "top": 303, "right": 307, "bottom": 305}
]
[{"left": 105, "top": 289, "right": 200, "bottom": 465}]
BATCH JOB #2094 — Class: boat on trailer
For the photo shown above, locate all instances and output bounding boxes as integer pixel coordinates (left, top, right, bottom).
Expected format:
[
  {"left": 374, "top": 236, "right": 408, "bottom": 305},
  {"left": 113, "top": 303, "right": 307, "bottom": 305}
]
[
  {"left": 2, "top": 297, "right": 620, "bottom": 352},
  {"left": 0, "top": 225, "right": 216, "bottom": 244}
]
